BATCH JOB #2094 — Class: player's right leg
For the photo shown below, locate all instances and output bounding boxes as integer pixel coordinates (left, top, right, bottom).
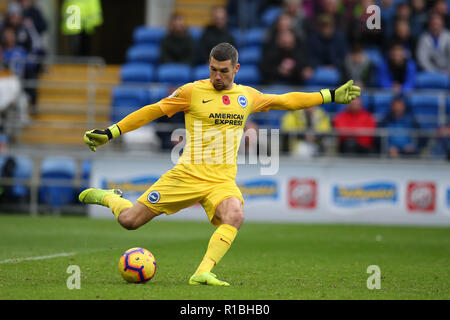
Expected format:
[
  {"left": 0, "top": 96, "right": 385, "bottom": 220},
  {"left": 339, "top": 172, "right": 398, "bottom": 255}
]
[{"left": 79, "top": 188, "right": 158, "bottom": 230}]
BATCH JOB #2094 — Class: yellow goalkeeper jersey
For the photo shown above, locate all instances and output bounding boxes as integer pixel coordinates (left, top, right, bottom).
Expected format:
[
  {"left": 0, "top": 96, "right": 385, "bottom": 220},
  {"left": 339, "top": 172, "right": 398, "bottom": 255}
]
[
  {"left": 118, "top": 79, "right": 323, "bottom": 183},
  {"left": 156, "top": 79, "right": 323, "bottom": 182}
]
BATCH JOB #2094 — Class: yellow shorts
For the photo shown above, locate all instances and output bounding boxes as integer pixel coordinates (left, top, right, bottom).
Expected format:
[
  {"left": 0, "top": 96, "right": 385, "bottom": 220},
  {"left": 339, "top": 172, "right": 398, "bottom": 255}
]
[{"left": 137, "top": 168, "right": 244, "bottom": 226}]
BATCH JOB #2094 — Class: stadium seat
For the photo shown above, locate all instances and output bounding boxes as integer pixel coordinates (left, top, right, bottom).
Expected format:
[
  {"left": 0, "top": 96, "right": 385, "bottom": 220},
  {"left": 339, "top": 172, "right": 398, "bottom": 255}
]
[
  {"left": 414, "top": 72, "right": 450, "bottom": 89},
  {"left": 120, "top": 63, "right": 154, "bottom": 83},
  {"left": 239, "top": 46, "right": 262, "bottom": 65},
  {"left": 133, "top": 26, "right": 166, "bottom": 44},
  {"left": 371, "top": 92, "right": 395, "bottom": 118},
  {"left": 407, "top": 94, "right": 440, "bottom": 129},
  {"left": 447, "top": 95, "right": 450, "bottom": 119},
  {"left": 261, "top": 6, "right": 282, "bottom": 27},
  {"left": 364, "top": 48, "right": 384, "bottom": 68},
  {"left": 126, "top": 44, "right": 160, "bottom": 64},
  {"left": 149, "top": 85, "right": 170, "bottom": 103},
  {"left": 192, "top": 64, "right": 210, "bottom": 80},
  {"left": 111, "top": 86, "right": 151, "bottom": 122},
  {"left": 306, "top": 67, "right": 340, "bottom": 87},
  {"left": 39, "top": 157, "right": 77, "bottom": 208},
  {"left": 231, "top": 28, "right": 245, "bottom": 48},
  {"left": 156, "top": 63, "right": 191, "bottom": 84},
  {"left": 79, "top": 159, "right": 92, "bottom": 195},
  {"left": 12, "top": 155, "right": 32, "bottom": 199},
  {"left": 245, "top": 28, "right": 265, "bottom": 48},
  {"left": 188, "top": 26, "right": 202, "bottom": 42},
  {"left": 234, "top": 65, "right": 261, "bottom": 85}
]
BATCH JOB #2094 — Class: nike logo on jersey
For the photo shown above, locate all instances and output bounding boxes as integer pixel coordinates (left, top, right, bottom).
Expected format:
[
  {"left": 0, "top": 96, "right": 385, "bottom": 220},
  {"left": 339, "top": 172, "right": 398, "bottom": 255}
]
[{"left": 202, "top": 99, "right": 213, "bottom": 103}]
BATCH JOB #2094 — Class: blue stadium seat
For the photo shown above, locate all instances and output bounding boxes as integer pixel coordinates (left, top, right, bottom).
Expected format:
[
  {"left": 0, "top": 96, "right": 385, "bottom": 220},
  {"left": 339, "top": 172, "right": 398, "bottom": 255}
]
[
  {"left": 79, "top": 159, "right": 92, "bottom": 195},
  {"left": 149, "top": 85, "right": 170, "bottom": 103},
  {"left": 372, "top": 92, "right": 395, "bottom": 118},
  {"left": 245, "top": 28, "right": 265, "bottom": 48},
  {"left": 156, "top": 63, "right": 191, "bottom": 84},
  {"left": 364, "top": 48, "right": 384, "bottom": 68},
  {"left": 39, "top": 157, "right": 77, "bottom": 208},
  {"left": 447, "top": 95, "right": 450, "bottom": 120},
  {"left": 407, "top": 94, "right": 440, "bottom": 129},
  {"left": 193, "top": 64, "right": 210, "bottom": 80},
  {"left": 188, "top": 26, "right": 202, "bottom": 42},
  {"left": 234, "top": 65, "right": 261, "bottom": 85},
  {"left": 231, "top": 29, "right": 245, "bottom": 48},
  {"left": 111, "top": 86, "right": 151, "bottom": 122},
  {"left": 12, "top": 155, "right": 32, "bottom": 198},
  {"left": 239, "top": 46, "right": 262, "bottom": 65},
  {"left": 261, "top": 6, "right": 282, "bottom": 27},
  {"left": 120, "top": 63, "right": 154, "bottom": 83},
  {"left": 126, "top": 44, "right": 160, "bottom": 64},
  {"left": 306, "top": 67, "right": 340, "bottom": 87},
  {"left": 414, "top": 72, "right": 450, "bottom": 89},
  {"left": 133, "top": 26, "right": 166, "bottom": 44}
]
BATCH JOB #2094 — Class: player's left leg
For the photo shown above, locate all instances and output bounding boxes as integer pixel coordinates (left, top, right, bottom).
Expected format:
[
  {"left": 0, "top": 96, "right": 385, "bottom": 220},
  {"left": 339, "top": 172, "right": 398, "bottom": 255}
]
[{"left": 189, "top": 197, "right": 243, "bottom": 286}]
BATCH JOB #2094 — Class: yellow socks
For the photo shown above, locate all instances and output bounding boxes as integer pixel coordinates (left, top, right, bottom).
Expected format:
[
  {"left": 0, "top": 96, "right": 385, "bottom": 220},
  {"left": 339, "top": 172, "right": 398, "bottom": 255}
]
[
  {"left": 103, "top": 194, "right": 132, "bottom": 219},
  {"left": 194, "top": 224, "right": 238, "bottom": 275}
]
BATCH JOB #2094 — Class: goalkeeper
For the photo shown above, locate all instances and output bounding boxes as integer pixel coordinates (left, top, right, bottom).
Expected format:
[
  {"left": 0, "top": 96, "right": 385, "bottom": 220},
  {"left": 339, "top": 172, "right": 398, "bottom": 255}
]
[{"left": 79, "top": 42, "right": 360, "bottom": 286}]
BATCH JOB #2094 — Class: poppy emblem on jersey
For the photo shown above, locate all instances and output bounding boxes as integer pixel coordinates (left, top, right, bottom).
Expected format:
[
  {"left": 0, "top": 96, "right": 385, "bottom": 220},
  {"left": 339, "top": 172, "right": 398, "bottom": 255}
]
[
  {"left": 222, "top": 95, "right": 230, "bottom": 105},
  {"left": 237, "top": 95, "right": 248, "bottom": 108},
  {"left": 148, "top": 191, "right": 160, "bottom": 204}
]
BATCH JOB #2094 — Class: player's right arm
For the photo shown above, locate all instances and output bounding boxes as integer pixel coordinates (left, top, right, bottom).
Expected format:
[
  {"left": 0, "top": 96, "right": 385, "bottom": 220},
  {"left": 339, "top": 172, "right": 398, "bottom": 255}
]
[{"left": 83, "top": 83, "right": 193, "bottom": 151}]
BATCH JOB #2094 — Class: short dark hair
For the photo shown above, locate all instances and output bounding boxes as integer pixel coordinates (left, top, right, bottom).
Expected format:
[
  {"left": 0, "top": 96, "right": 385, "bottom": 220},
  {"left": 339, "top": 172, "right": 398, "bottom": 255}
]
[{"left": 209, "top": 42, "right": 238, "bottom": 66}]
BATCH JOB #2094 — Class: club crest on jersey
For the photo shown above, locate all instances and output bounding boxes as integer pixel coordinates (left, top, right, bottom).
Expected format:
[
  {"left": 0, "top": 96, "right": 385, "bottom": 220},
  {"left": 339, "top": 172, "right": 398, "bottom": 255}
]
[
  {"left": 148, "top": 191, "right": 160, "bottom": 204},
  {"left": 222, "top": 95, "right": 231, "bottom": 105},
  {"left": 237, "top": 95, "right": 248, "bottom": 108}
]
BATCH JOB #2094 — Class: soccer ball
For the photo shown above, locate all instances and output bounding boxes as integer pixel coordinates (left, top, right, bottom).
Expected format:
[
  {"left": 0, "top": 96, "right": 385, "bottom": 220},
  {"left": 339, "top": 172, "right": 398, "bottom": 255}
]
[{"left": 118, "top": 247, "right": 156, "bottom": 283}]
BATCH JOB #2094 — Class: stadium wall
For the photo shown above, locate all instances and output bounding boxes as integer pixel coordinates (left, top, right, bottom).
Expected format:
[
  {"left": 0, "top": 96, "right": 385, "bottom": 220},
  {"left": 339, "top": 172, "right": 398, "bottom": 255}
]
[{"left": 88, "top": 155, "right": 450, "bottom": 226}]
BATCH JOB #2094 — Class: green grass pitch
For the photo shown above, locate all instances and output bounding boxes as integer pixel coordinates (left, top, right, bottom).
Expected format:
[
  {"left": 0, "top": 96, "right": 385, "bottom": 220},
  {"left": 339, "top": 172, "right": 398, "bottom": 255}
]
[{"left": 0, "top": 215, "right": 449, "bottom": 300}]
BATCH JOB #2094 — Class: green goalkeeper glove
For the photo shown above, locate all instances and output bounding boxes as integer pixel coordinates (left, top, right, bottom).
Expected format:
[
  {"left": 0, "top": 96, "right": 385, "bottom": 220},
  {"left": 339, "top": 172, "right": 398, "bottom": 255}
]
[
  {"left": 83, "top": 124, "right": 121, "bottom": 152},
  {"left": 320, "top": 80, "right": 361, "bottom": 104}
]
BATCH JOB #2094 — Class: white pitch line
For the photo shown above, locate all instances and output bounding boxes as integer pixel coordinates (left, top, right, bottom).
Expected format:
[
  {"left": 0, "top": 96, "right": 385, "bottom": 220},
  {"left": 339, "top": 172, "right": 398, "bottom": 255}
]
[{"left": 0, "top": 252, "right": 76, "bottom": 264}]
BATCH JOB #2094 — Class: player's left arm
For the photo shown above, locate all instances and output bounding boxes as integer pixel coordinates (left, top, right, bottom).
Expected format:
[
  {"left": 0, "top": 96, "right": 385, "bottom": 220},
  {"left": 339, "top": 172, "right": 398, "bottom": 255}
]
[{"left": 250, "top": 80, "right": 361, "bottom": 113}]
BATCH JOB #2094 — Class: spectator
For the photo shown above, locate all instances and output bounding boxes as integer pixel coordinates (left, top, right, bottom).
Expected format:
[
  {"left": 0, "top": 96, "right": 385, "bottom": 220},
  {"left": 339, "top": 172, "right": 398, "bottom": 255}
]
[
  {"left": 1, "top": 27, "right": 28, "bottom": 76},
  {"left": 160, "top": 14, "right": 194, "bottom": 64},
  {"left": 410, "top": 0, "right": 428, "bottom": 39},
  {"left": 260, "top": 29, "right": 312, "bottom": 85},
  {"left": 334, "top": 97, "right": 377, "bottom": 155},
  {"left": 379, "top": 95, "right": 422, "bottom": 158},
  {"left": 432, "top": 124, "right": 450, "bottom": 161},
  {"left": 226, "top": 0, "right": 262, "bottom": 29},
  {"left": 281, "top": 106, "right": 331, "bottom": 157},
  {"left": 19, "top": 0, "right": 47, "bottom": 35},
  {"left": 264, "top": 13, "right": 302, "bottom": 49},
  {"left": 196, "top": 7, "right": 235, "bottom": 64},
  {"left": 343, "top": 42, "right": 374, "bottom": 88},
  {"left": 318, "top": 0, "right": 346, "bottom": 30},
  {"left": 416, "top": 13, "right": 450, "bottom": 73},
  {"left": 431, "top": 0, "right": 449, "bottom": 29},
  {"left": 3, "top": 3, "right": 41, "bottom": 54},
  {"left": 348, "top": 0, "right": 384, "bottom": 47},
  {"left": 307, "top": 14, "right": 348, "bottom": 72},
  {"left": 385, "top": 18, "right": 416, "bottom": 60},
  {"left": 283, "top": 0, "right": 307, "bottom": 40},
  {"left": 377, "top": 42, "right": 417, "bottom": 92}
]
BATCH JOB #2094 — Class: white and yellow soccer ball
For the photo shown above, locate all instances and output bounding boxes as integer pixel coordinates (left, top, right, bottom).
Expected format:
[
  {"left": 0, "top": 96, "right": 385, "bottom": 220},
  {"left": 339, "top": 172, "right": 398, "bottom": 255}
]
[{"left": 118, "top": 247, "right": 156, "bottom": 283}]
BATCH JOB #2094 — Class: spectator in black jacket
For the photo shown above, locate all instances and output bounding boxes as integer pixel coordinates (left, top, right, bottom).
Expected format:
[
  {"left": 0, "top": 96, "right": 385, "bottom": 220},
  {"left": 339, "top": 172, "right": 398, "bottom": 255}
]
[
  {"left": 19, "top": 0, "right": 47, "bottom": 35},
  {"left": 260, "top": 29, "right": 312, "bottom": 85},
  {"left": 160, "top": 14, "right": 194, "bottom": 64},
  {"left": 307, "top": 14, "right": 348, "bottom": 72},
  {"left": 196, "top": 7, "right": 235, "bottom": 64}
]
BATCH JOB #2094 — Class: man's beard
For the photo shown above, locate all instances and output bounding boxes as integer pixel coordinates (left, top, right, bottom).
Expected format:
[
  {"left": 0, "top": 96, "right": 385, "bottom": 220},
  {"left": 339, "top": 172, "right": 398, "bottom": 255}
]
[{"left": 213, "top": 82, "right": 226, "bottom": 91}]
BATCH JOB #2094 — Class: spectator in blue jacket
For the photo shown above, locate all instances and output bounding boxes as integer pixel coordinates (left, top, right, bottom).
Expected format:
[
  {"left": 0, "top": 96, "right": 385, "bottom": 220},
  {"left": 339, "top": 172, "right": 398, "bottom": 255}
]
[
  {"left": 377, "top": 42, "right": 416, "bottom": 93},
  {"left": 379, "top": 95, "right": 422, "bottom": 158}
]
